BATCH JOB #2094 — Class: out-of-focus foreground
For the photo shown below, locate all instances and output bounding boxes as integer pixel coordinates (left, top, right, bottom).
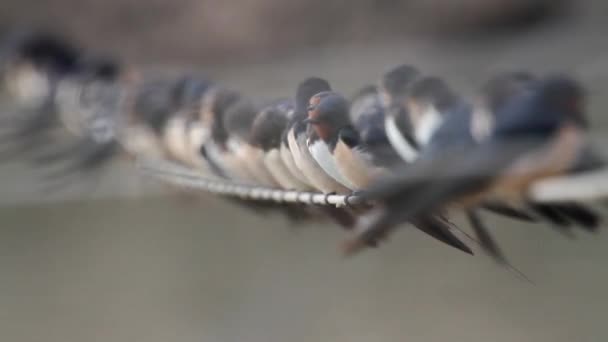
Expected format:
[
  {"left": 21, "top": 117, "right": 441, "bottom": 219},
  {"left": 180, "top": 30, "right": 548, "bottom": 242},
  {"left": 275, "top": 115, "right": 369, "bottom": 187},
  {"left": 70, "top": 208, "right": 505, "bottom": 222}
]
[{"left": 1, "top": 1, "right": 608, "bottom": 342}]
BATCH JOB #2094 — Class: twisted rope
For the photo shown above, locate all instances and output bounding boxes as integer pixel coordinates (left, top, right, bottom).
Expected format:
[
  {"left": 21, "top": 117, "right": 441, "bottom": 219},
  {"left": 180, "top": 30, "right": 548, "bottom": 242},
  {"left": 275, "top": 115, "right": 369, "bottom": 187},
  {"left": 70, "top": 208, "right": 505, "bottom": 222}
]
[
  {"left": 137, "top": 157, "right": 608, "bottom": 206},
  {"left": 137, "top": 158, "right": 364, "bottom": 207}
]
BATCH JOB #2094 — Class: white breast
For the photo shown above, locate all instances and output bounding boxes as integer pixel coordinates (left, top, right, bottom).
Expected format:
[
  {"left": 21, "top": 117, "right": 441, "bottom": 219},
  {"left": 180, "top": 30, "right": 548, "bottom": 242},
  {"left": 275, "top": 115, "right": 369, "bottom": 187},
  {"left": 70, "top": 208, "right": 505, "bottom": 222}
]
[
  {"left": 415, "top": 105, "right": 443, "bottom": 146},
  {"left": 385, "top": 115, "right": 418, "bottom": 162},
  {"left": 308, "top": 139, "right": 356, "bottom": 190},
  {"left": 288, "top": 131, "right": 349, "bottom": 193},
  {"left": 121, "top": 124, "right": 166, "bottom": 159},
  {"left": 280, "top": 142, "right": 312, "bottom": 187},
  {"left": 7, "top": 66, "right": 51, "bottom": 108},
  {"left": 163, "top": 115, "right": 190, "bottom": 164},
  {"left": 265, "top": 149, "right": 311, "bottom": 191}
]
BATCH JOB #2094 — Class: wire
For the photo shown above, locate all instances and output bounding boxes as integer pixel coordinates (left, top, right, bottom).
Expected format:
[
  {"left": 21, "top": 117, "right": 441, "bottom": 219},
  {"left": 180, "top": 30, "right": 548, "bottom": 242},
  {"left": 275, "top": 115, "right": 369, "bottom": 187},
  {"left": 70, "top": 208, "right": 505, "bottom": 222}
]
[
  {"left": 137, "top": 158, "right": 364, "bottom": 207},
  {"left": 137, "top": 157, "right": 608, "bottom": 206}
]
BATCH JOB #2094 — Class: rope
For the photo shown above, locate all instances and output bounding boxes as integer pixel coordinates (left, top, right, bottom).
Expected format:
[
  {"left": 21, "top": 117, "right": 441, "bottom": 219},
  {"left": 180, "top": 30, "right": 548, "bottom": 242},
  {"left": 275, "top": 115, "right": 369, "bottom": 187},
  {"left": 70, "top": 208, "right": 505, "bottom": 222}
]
[
  {"left": 137, "top": 157, "right": 608, "bottom": 206},
  {"left": 137, "top": 158, "right": 364, "bottom": 207}
]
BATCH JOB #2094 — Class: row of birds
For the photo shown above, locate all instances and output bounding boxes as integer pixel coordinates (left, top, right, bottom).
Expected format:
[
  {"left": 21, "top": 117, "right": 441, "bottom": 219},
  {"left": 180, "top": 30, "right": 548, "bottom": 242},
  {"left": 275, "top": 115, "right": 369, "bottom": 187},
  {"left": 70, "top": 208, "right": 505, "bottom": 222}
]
[{"left": 0, "top": 31, "right": 604, "bottom": 264}]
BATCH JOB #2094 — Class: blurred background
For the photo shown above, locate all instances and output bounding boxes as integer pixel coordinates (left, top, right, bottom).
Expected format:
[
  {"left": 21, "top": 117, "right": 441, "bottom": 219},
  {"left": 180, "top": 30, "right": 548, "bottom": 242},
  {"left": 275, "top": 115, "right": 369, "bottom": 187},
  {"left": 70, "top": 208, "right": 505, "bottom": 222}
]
[{"left": 1, "top": 1, "right": 608, "bottom": 341}]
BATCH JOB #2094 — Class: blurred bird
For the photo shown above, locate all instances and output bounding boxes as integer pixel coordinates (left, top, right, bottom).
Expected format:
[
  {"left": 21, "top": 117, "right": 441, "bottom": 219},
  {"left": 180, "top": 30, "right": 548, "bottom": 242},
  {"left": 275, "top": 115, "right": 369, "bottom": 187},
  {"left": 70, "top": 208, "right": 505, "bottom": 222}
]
[
  {"left": 161, "top": 76, "right": 214, "bottom": 170},
  {"left": 344, "top": 73, "right": 532, "bottom": 259},
  {"left": 1, "top": 30, "right": 80, "bottom": 108},
  {"left": 198, "top": 87, "right": 255, "bottom": 182},
  {"left": 0, "top": 31, "right": 131, "bottom": 188},
  {"left": 379, "top": 64, "right": 421, "bottom": 162},
  {"left": 304, "top": 90, "right": 471, "bottom": 254},
  {"left": 355, "top": 75, "right": 600, "bottom": 254},
  {"left": 248, "top": 98, "right": 312, "bottom": 190}
]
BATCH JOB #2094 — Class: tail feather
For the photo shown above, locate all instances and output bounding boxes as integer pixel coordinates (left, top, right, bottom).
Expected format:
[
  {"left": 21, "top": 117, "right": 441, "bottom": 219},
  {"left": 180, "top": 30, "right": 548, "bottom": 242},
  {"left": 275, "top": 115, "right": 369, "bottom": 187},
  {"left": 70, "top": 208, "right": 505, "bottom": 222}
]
[{"left": 465, "top": 210, "right": 507, "bottom": 264}]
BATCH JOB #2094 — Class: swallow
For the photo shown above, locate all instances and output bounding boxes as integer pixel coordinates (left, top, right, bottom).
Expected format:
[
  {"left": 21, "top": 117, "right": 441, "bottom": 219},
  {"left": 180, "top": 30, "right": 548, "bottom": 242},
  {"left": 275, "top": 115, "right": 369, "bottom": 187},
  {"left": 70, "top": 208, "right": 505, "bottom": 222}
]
[
  {"left": 474, "top": 72, "right": 603, "bottom": 232},
  {"left": 304, "top": 91, "right": 358, "bottom": 190},
  {"left": 305, "top": 90, "right": 471, "bottom": 254},
  {"left": 30, "top": 55, "right": 127, "bottom": 185},
  {"left": 0, "top": 33, "right": 127, "bottom": 188},
  {"left": 305, "top": 90, "right": 402, "bottom": 189},
  {"left": 197, "top": 86, "right": 258, "bottom": 182},
  {"left": 357, "top": 75, "right": 598, "bottom": 251},
  {"left": 343, "top": 73, "right": 538, "bottom": 259},
  {"left": 278, "top": 78, "right": 357, "bottom": 228},
  {"left": 248, "top": 98, "right": 311, "bottom": 190},
  {"left": 286, "top": 77, "right": 351, "bottom": 194},
  {"left": 222, "top": 97, "right": 284, "bottom": 187},
  {"left": 0, "top": 32, "right": 81, "bottom": 159},
  {"left": 161, "top": 76, "right": 213, "bottom": 170},
  {"left": 379, "top": 64, "right": 421, "bottom": 162},
  {"left": 119, "top": 75, "right": 178, "bottom": 159},
  {"left": 1, "top": 30, "right": 80, "bottom": 108}
]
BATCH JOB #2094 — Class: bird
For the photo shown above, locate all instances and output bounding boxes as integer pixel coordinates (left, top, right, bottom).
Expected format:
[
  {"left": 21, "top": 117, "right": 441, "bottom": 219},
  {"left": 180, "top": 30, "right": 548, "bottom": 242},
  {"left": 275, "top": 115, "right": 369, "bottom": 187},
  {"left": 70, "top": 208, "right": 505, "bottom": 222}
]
[
  {"left": 343, "top": 73, "right": 536, "bottom": 259},
  {"left": 305, "top": 90, "right": 402, "bottom": 189},
  {"left": 304, "top": 90, "right": 473, "bottom": 255},
  {"left": 1, "top": 30, "right": 80, "bottom": 108},
  {"left": 304, "top": 91, "right": 358, "bottom": 190},
  {"left": 286, "top": 77, "right": 351, "bottom": 194},
  {"left": 0, "top": 32, "right": 130, "bottom": 188},
  {"left": 160, "top": 76, "right": 214, "bottom": 170},
  {"left": 198, "top": 87, "right": 258, "bottom": 182},
  {"left": 248, "top": 98, "right": 312, "bottom": 190},
  {"left": 379, "top": 64, "right": 421, "bottom": 163},
  {"left": 355, "top": 75, "right": 599, "bottom": 253}
]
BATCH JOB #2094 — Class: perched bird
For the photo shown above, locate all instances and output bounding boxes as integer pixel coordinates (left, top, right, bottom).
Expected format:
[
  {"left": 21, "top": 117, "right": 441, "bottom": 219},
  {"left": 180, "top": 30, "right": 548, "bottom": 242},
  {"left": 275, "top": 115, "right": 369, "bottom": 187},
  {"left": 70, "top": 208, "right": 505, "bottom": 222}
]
[
  {"left": 161, "top": 76, "right": 214, "bottom": 170},
  {"left": 344, "top": 73, "right": 534, "bottom": 259},
  {"left": 248, "top": 99, "right": 312, "bottom": 190},
  {"left": 223, "top": 97, "right": 283, "bottom": 187},
  {"left": 123, "top": 75, "right": 189, "bottom": 160},
  {"left": 198, "top": 87, "right": 255, "bottom": 182},
  {"left": 279, "top": 78, "right": 357, "bottom": 228},
  {"left": 0, "top": 32, "right": 129, "bottom": 187},
  {"left": 304, "top": 91, "right": 357, "bottom": 190},
  {"left": 1, "top": 31, "right": 80, "bottom": 108},
  {"left": 356, "top": 76, "right": 599, "bottom": 252},
  {"left": 305, "top": 91, "right": 402, "bottom": 189},
  {"left": 305, "top": 90, "right": 472, "bottom": 255},
  {"left": 379, "top": 64, "right": 421, "bottom": 162},
  {"left": 33, "top": 56, "right": 127, "bottom": 184},
  {"left": 286, "top": 77, "right": 351, "bottom": 194}
]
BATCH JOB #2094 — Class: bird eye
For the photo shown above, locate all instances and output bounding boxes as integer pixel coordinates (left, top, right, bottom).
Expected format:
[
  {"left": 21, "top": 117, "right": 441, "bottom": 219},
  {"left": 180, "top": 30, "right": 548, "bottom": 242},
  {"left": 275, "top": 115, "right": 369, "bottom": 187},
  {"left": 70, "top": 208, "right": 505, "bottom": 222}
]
[{"left": 307, "top": 105, "right": 315, "bottom": 111}]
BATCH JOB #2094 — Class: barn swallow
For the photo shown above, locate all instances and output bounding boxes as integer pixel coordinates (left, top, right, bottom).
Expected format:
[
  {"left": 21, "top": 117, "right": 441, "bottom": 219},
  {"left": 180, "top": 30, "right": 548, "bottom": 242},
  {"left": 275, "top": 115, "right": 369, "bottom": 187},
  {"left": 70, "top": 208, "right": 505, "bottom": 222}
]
[
  {"left": 32, "top": 55, "right": 126, "bottom": 184},
  {"left": 305, "top": 91, "right": 402, "bottom": 189},
  {"left": 0, "top": 32, "right": 81, "bottom": 160},
  {"left": 286, "top": 77, "right": 351, "bottom": 194},
  {"left": 1, "top": 31, "right": 80, "bottom": 108},
  {"left": 305, "top": 90, "right": 471, "bottom": 254},
  {"left": 278, "top": 78, "right": 357, "bottom": 228},
  {"left": 304, "top": 91, "right": 357, "bottom": 190},
  {"left": 222, "top": 97, "right": 284, "bottom": 187},
  {"left": 248, "top": 98, "right": 312, "bottom": 190},
  {"left": 197, "top": 87, "right": 260, "bottom": 182},
  {"left": 160, "top": 76, "right": 213, "bottom": 170},
  {"left": 356, "top": 75, "right": 597, "bottom": 252},
  {"left": 0, "top": 33, "right": 127, "bottom": 187},
  {"left": 379, "top": 64, "right": 421, "bottom": 162},
  {"left": 343, "top": 73, "right": 539, "bottom": 258}
]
